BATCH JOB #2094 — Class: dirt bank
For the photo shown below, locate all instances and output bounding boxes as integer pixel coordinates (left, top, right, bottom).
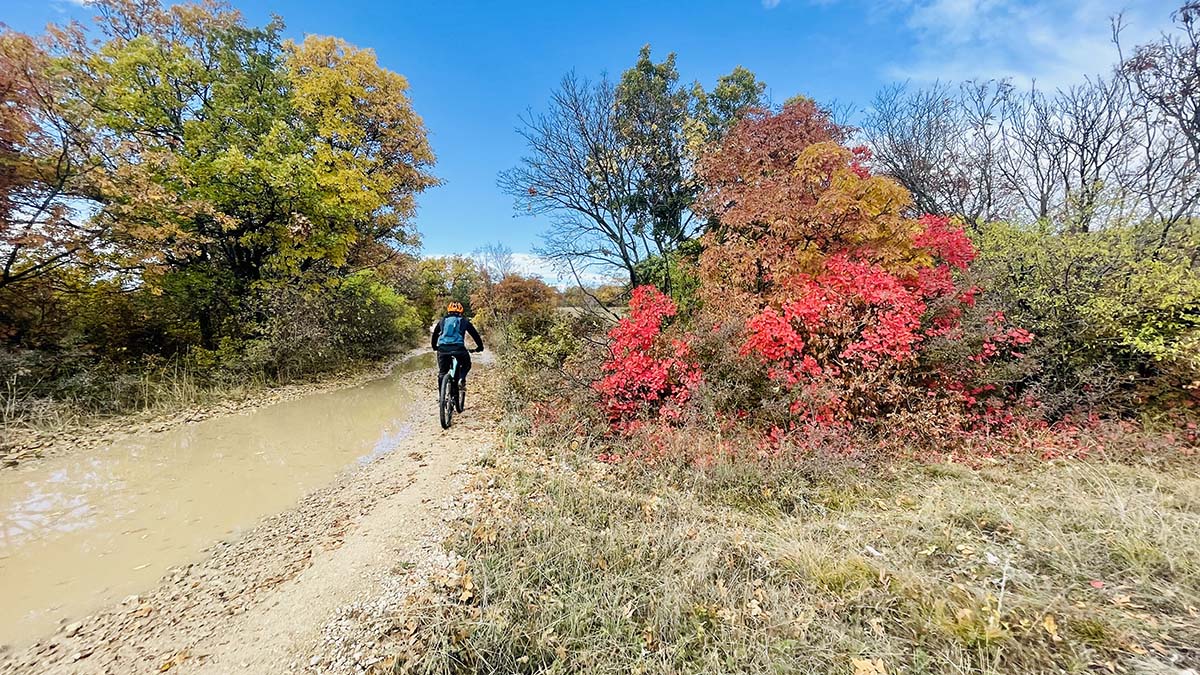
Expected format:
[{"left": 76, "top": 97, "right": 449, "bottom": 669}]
[{"left": 0, "top": 357, "right": 496, "bottom": 674}]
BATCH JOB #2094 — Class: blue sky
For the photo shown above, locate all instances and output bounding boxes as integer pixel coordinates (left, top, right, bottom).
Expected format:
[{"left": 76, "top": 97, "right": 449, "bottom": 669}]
[{"left": 3, "top": 0, "right": 1181, "bottom": 278}]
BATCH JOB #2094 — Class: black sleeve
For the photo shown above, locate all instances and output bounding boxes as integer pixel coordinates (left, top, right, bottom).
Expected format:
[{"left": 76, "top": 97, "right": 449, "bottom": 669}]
[
  {"left": 464, "top": 319, "right": 484, "bottom": 350},
  {"left": 430, "top": 318, "right": 442, "bottom": 350}
]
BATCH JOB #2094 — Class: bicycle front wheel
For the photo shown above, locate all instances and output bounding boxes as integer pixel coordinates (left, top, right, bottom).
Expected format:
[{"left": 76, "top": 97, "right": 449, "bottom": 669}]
[{"left": 455, "top": 379, "right": 466, "bottom": 413}]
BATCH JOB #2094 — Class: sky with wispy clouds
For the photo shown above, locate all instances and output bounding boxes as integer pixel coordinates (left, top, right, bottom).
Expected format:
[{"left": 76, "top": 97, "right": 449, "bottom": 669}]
[{"left": 4, "top": 0, "right": 1183, "bottom": 283}]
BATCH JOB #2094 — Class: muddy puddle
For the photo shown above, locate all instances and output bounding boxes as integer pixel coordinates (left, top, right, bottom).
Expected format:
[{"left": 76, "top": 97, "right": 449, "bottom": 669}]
[{"left": 0, "top": 352, "right": 436, "bottom": 647}]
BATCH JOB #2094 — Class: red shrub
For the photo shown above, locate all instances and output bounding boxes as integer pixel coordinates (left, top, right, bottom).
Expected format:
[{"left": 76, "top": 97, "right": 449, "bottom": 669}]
[
  {"left": 735, "top": 212, "right": 1021, "bottom": 430},
  {"left": 595, "top": 286, "right": 702, "bottom": 430}
]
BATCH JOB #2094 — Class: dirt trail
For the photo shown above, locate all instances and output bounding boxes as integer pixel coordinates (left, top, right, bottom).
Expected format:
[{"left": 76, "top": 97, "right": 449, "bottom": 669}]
[{"left": 0, "top": 356, "right": 495, "bottom": 674}]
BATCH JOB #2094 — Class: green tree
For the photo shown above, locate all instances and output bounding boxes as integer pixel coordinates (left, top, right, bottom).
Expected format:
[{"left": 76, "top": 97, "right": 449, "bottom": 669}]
[
  {"left": 51, "top": 0, "right": 436, "bottom": 345},
  {"left": 416, "top": 256, "right": 482, "bottom": 324},
  {"left": 615, "top": 46, "right": 767, "bottom": 296}
]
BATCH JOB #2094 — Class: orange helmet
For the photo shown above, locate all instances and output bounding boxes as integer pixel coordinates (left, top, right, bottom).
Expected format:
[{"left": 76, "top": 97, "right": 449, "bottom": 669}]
[{"left": 447, "top": 301, "right": 464, "bottom": 313}]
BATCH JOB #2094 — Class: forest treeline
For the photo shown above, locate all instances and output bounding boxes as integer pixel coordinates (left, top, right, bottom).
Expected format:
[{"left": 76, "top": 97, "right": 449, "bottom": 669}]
[{"left": 502, "top": 3, "right": 1200, "bottom": 425}]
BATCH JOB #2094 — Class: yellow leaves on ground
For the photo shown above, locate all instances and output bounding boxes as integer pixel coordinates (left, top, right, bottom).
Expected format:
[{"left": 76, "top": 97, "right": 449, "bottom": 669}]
[
  {"left": 851, "top": 657, "right": 889, "bottom": 675},
  {"left": 435, "top": 560, "right": 476, "bottom": 604},
  {"left": 1042, "top": 614, "right": 1059, "bottom": 639}
]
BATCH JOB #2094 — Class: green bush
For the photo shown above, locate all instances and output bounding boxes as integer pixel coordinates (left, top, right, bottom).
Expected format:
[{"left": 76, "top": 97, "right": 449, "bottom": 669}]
[
  {"left": 234, "top": 271, "right": 423, "bottom": 378},
  {"left": 0, "top": 269, "right": 424, "bottom": 424},
  {"left": 496, "top": 311, "right": 605, "bottom": 414},
  {"left": 633, "top": 240, "right": 702, "bottom": 312},
  {"left": 332, "top": 271, "right": 424, "bottom": 356},
  {"left": 974, "top": 220, "right": 1200, "bottom": 414}
]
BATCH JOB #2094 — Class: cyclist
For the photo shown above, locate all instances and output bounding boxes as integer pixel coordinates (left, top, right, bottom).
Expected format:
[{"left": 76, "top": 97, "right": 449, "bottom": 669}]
[{"left": 431, "top": 302, "right": 484, "bottom": 389}]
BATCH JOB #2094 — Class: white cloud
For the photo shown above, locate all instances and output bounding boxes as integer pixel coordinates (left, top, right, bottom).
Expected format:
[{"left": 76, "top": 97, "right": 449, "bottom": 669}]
[
  {"left": 510, "top": 253, "right": 618, "bottom": 288},
  {"left": 882, "top": 0, "right": 1179, "bottom": 89},
  {"left": 763, "top": 0, "right": 783, "bottom": 8}
]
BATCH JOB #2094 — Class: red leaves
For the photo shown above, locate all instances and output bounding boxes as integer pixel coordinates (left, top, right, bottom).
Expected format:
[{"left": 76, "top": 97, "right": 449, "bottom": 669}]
[
  {"left": 913, "top": 214, "right": 977, "bottom": 270},
  {"left": 741, "top": 254, "right": 931, "bottom": 382},
  {"left": 969, "top": 313, "right": 1034, "bottom": 363},
  {"left": 849, "top": 145, "right": 872, "bottom": 179},
  {"left": 595, "top": 286, "right": 702, "bottom": 430},
  {"left": 731, "top": 210, "right": 1030, "bottom": 431}
]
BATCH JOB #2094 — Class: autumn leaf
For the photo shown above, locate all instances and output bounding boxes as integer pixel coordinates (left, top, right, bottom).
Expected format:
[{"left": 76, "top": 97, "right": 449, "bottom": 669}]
[
  {"left": 851, "top": 657, "right": 889, "bottom": 675},
  {"left": 1042, "top": 614, "right": 1059, "bottom": 639}
]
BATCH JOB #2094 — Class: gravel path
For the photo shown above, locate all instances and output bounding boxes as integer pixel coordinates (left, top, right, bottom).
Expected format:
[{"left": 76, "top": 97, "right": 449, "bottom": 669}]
[{"left": 0, "top": 356, "right": 496, "bottom": 674}]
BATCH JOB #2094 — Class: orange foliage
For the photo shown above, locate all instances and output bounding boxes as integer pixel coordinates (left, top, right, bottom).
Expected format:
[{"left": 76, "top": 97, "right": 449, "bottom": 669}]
[
  {"left": 695, "top": 101, "right": 934, "bottom": 313},
  {"left": 490, "top": 274, "right": 558, "bottom": 317}
]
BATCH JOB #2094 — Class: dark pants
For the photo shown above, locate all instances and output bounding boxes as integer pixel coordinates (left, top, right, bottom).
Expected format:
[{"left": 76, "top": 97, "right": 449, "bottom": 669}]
[{"left": 437, "top": 346, "right": 472, "bottom": 385}]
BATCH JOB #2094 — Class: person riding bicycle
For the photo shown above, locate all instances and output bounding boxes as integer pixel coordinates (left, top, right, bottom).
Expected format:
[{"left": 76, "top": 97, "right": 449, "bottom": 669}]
[{"left": 431, "top": 302, "right": 484, "bottom": 388}]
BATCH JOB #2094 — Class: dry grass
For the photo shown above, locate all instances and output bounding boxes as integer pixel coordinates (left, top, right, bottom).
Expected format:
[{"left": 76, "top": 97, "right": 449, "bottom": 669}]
[
  {"left": 393, "top": 439, "right": 1200, "bottom": 674},
  {"left": 0, "top": 362, "right": 261, "bottom": 434}
]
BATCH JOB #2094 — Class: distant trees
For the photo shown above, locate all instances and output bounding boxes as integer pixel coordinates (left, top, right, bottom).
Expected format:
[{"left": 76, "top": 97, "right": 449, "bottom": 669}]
[
  {"left": 862, "top": 81, "right": 1012, "bottom": 226},
  {"left": 414, "top": 256, "right": 481, "bottom": 324},
  {"left": 862, "top": 6, "right": 1200, "bottom": 234},
  {"left": 1121, "top": 1, "right": 1200, "bottom": 231},
  {"left": 500, "top": 46, "right": 766, "bottom": 290}
]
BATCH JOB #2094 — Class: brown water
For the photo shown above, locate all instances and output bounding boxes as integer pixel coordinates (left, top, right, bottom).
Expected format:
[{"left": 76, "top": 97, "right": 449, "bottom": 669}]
[{"left": 0, "top": 353, "right": 435, "bottom": 647}]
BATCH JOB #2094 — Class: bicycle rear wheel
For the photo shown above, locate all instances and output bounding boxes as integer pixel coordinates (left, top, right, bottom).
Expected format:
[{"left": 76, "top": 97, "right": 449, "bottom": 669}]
[{"left": 439, "top": 372, "right": 454, "bottom": 429}]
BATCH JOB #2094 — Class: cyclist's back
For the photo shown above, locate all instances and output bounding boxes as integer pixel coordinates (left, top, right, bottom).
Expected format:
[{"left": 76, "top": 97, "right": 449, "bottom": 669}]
[{"left": 432, "top": 302, "right": 483, "bottom": 384}]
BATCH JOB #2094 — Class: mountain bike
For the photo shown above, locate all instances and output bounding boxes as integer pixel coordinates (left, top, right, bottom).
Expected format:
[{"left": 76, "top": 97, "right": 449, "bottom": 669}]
[{"left": 438, "top": 355, "right": 467, "bottom": 429}]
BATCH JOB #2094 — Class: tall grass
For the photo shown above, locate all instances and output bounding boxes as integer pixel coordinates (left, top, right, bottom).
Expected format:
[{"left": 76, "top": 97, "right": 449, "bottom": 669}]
[{"left": 0, "top": 356, "right": 269, "bottom": 437}]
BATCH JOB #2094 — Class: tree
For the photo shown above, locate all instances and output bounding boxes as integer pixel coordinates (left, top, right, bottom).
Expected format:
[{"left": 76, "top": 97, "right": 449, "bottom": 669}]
[
  {"left": 616, "top": 47, "right": 695, "bottom": 295},
  {"left": 417, "top": 256, "right": 481, "bottom": 322},
  {"left": 862, "top": 80, "right": 1012, "bottom": 227},
  {"left": 696, "top": 100, "right": 879, "bottom": 310},
  {"left": 487, "top": 273, "right": 558, "bottom": 333},
  {"left": 865, "top": 77, "right": 1141, "bottom": 233},
  {"left": 861, "top": 1, "right": 1200, "bottom": 237},
  {"left": 500, "top": 47, "right": 766, "bottom": 289},
  {"left": 39, "top": 0, "right": 437, "bottom": 345},
  {"left": 473, "top": 242, "right": 516, "bottom": 283},
  {"left": 1120, "top": 2, "right": 1200, "bottom": 232},
  {"left": 690, "top": 66, "right": 767, "bottom": 146},
  {"left": 470, "top": 241, "right": 516, "bottom": 324},
  {"left": 1023, "top": 77, "right": 1137, "bottom": 233},
  {"left": 500, "top": 72, "right": 645, "bottom": 284},
  {"left": 0, "top": 31, "right": 100, "bottom": 290},
  {"left": 614, "top": 47, "right": 766, "bottom": 295}
]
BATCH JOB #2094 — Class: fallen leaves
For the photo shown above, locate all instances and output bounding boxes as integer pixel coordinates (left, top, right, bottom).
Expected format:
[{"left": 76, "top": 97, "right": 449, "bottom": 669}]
[
  {"left": 471, "top": 524, "right": 498, "bottom": 545},
  {"left": 851, "top": 656, "right": 888, "bottom": 675},
  {"left": 158, "top": 650, "right": 189, "bottom": 671},
  {"left": 1042, "top": 614, "right": 1059, "bottom": 640}
]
